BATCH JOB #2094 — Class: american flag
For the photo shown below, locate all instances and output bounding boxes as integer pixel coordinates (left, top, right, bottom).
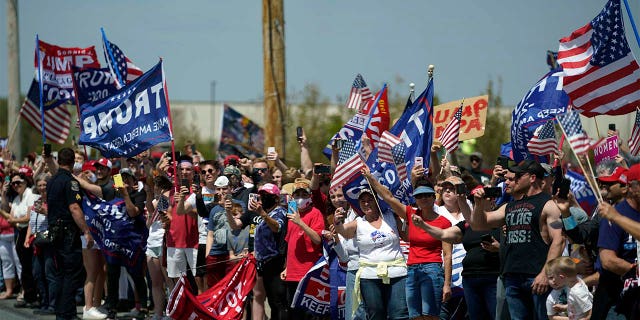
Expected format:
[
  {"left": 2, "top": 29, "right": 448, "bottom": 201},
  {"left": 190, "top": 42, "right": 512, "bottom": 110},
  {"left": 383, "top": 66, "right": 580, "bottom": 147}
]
[
  {"left": 557, "top": 0, "right": 640, "bottom": 116},
  {"left": 628, "top": 108, "right": 640, "bottom": 156},
  {"left": 330, "top": 139, "right": 365, "bottom": 190},
  {"left": 378, "top": 131, "right": 408, "bottom": 181},
  {"left": 556, "top": 111, "right": 602, "bottom": 154},
  {"left": 345, "top": 74, "right": 373, "bottom": 110},
  {"left": 527, "top": 120, "right": 557, "bottom": 156},
  {"left": 20, "top": 79, "right": 71, "bottom": 144},
  {"left": 438, "top": 105, "right": 463, "bottom": 153},
  {"left": 102, "top": 36, "right": 143, "bottom": 88}
]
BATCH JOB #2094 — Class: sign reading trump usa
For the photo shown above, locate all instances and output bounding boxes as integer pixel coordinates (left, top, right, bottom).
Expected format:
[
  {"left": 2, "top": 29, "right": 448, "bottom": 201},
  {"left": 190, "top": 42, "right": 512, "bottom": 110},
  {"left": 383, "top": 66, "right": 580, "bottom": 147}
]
[{"left": 79, "top": 61, "right": 172, "bottom": 157}]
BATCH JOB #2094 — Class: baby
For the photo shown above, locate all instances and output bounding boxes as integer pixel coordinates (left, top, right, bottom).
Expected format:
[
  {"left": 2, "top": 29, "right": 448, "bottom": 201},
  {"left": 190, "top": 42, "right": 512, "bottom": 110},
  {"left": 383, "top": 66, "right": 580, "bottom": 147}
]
[{"left": 545, "top": 257, "right": 593, "bottom": 320}]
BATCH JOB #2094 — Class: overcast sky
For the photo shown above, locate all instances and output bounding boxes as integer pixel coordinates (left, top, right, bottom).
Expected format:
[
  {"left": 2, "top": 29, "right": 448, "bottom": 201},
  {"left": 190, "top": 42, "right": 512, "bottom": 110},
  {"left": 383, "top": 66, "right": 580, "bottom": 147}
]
[{"left": 1, "top": 1, "right": 637, "bottom": 107}]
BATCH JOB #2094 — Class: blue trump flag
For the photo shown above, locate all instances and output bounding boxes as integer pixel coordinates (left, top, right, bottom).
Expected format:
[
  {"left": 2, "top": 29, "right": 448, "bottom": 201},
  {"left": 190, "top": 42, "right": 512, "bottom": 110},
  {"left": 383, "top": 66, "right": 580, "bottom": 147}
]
[
  {"left": 78, "top": 61, "right": 172, "bottom": 157},
  {"left": 82, "top": 194, "right": 148, "bottom": 269},
  {"left": 342, "top": 79, "right": 434, "bottom": 209},
  {"left": 72, "top": 67, "right": 118, "bottom": 106},
  {"left": 511, "top": 70, "right": 569, "bottom": 163}
]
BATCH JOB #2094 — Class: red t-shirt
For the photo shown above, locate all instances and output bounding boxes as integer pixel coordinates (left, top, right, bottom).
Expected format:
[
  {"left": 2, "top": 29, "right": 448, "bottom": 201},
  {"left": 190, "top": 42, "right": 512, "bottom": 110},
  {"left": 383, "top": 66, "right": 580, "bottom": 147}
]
[
  {"left": 406, "top": 206, "right": 451, "bottom": 265},
  {"left": 285, "top": 206, "right": 325, "bottom": 281},
  {"left": 166, "top": 193, "right": 199, "bottom": 249}
]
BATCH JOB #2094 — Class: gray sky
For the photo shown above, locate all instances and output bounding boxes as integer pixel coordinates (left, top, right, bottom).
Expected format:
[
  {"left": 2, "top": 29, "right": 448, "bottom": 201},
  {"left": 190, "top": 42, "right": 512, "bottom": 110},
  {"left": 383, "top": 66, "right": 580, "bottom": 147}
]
[{"left": 1, "top": 1, "right": 636, "bottom": 107}]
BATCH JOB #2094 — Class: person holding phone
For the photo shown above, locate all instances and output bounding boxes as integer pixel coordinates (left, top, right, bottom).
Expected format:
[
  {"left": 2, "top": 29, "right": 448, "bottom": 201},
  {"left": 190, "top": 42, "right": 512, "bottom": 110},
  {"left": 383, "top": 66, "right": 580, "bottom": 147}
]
[
  {"left": 468, "top": 160, "right": 564, "bottom": 320},
  {"left": 225, "top": 183, "right": 289, "bottom": 320},
  {"left": 205, "top": 176, "right": 234, "bottom": 287}
]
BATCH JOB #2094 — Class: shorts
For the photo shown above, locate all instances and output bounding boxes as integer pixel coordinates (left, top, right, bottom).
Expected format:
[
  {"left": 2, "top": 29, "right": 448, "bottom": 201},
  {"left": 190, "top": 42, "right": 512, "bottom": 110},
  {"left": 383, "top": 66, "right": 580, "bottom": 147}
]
[
  {"left": 146, "top": 246, "right": 163, "bottom": 259},
  {"left": 196, "top": 244, "right": 207, "bottom": 277},
  {"left": 166, "top": 247, "right": 198, "bottom": 278}
]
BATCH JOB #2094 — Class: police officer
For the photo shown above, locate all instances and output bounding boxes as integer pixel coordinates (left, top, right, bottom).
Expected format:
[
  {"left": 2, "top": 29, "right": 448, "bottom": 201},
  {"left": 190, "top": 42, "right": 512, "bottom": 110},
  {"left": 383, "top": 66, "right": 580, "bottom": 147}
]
[{"left": 46, "top": 148, "right": 94, "bottom": 320}]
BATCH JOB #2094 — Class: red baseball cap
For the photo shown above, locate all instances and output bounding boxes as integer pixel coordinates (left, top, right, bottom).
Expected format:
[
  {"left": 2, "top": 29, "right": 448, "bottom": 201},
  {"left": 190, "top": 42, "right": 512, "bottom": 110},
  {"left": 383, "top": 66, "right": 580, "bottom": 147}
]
[
  {"left": 82, "top": 160, "right": 96, "bottom": 172},
  {"left": 18, "top": 165, "right": 33, "bottom": 177},
  {"left": 622, "top": 164, "right": 640, "bottom": 183},
  {"left": 258, "top": 183, "right": 280, "bottom": 196},
  {"left": 598, "top": 166, "right": 628, "bottom": 184},
  {"left": 94, "top": 158, "right": 112, "bottom": 169},
  {"left": 223, "top": 155, "right": 240, "bottom": 167}
]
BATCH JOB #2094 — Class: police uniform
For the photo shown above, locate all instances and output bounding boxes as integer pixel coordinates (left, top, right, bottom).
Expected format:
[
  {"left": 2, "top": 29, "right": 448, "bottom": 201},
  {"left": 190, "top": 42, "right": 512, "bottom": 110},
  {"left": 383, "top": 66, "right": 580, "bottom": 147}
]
[{"left": 46, "top": 167, "right": 84, "bottom": 319}]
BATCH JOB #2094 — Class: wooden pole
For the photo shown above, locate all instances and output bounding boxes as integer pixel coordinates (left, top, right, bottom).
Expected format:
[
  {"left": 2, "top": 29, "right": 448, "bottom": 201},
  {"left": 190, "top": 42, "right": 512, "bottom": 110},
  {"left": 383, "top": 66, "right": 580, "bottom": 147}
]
[
  {"left": 263, "top": 0, "right": 286, "bottom": 158},
  {"left": 6, "top": 0, "right": 21, "bottom": 159}
]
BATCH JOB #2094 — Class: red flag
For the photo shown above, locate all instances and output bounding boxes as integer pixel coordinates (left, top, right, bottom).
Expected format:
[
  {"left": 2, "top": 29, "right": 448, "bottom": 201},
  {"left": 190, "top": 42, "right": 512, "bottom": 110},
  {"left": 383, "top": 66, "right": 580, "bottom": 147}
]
[
  {"left": 361, "top": 85, "right": 390, "bottom": 150},
  {"left": 558, "top": 0, "right": 640, "bottom": 116},
  {"left": 166, "top": 256, "right": 257, "bottom": 320}
]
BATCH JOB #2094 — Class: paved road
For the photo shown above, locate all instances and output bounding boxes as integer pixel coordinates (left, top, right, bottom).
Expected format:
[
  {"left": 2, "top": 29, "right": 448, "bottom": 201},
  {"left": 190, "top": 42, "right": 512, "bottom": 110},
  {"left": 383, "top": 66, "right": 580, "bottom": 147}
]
[{"left": 0, "top": 298, "right": 148, "bottom": 320}]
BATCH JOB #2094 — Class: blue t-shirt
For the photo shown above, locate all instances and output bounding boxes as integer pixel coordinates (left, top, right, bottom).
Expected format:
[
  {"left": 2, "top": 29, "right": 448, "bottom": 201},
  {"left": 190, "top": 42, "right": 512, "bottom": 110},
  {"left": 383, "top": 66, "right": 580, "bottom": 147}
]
[
  {"left": 240, "top": 206, "right": 286, "bottom": 261},
  {"left": 595, "top": 199, "right": 639, "bottom": 274},
  {"left": 207, "top": 205, "right": 229, "bottom": 256}
]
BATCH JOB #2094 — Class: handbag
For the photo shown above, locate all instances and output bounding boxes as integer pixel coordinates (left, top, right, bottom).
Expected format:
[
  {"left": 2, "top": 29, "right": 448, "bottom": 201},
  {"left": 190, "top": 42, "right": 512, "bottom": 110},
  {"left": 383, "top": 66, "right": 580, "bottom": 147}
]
[{"left": 32, "top": 212, "right": 52, "bottom": 246}]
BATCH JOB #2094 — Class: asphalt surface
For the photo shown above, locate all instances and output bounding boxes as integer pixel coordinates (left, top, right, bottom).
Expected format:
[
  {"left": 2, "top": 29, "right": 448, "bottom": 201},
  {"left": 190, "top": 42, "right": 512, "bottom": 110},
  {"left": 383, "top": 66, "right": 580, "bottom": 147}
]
[{"left": 0, "top": 298, "right": 148, "bottom": 320}]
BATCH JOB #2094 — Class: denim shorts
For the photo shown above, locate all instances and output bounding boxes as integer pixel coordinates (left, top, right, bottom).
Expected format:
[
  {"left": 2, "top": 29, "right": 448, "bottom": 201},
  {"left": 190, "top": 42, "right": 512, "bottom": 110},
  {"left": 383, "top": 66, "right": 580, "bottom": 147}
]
[{"left": 406, "top": 263, "right": 444, "bottom": 317}]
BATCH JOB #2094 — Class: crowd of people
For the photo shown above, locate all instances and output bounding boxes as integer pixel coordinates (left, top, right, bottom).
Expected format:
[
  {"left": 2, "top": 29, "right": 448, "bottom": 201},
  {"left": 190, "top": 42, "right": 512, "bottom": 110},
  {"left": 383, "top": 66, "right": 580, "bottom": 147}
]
[{"left": 0, "top": 126, "right": 638, "bottom": 320}]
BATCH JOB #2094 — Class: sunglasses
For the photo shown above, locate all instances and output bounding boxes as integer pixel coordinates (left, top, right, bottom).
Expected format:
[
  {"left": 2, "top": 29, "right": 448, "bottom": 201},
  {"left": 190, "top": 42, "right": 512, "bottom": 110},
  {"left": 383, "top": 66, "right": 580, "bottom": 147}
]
[
  {"left": 201, "top": 168, "right": 216, "bottom": 175},
  {"left": 11, "top": 181, "right": 24, "bottom": 186},
  {"left": 415, "top": 193, "right": 435, "bottom": 199}
]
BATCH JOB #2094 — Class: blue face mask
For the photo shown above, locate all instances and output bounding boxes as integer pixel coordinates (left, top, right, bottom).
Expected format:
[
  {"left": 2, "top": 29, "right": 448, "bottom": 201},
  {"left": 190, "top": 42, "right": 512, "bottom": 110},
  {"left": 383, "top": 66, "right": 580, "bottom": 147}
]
[{"left": 73, "top": 162, "right": 83, "bottom": 171}]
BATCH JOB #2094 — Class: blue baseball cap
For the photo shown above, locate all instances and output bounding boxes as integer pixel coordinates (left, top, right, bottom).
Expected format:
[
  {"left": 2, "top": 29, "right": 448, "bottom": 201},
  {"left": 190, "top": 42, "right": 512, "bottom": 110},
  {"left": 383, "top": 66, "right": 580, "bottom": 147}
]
[{"left": 413, "top": 186, "right": 435, "bottom": 196}]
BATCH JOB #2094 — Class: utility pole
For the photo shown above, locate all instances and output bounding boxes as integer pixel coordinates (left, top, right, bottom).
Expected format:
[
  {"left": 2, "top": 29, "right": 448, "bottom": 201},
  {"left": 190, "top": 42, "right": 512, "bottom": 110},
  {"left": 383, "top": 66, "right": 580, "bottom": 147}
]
[
  {"left": 262, "top": 0, "right": 286, "bottom": 158},
  {"left": 7, "top": 0, "right": 21, "bottom": 160}
]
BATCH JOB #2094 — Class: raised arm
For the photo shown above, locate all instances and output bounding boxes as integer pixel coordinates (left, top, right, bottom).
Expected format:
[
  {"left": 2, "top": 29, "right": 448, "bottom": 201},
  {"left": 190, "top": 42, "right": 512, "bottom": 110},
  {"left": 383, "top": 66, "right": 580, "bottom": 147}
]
[
  {"left": 411, "top": 214, "right": 463, "bottom": 243},
  {"left": 362, "top": 167, "right": 406, "bottom": 220},
  {"left": 469, "top": 188, "right": 506, "bottom": 231},
  {"left": 333, "top": 207, "right": 357, "bottom": 239}
]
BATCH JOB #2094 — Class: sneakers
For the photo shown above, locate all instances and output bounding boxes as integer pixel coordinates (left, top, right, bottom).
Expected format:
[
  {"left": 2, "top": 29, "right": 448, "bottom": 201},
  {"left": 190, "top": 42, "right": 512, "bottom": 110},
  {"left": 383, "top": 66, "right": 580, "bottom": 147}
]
[
  {"left": 83, "top": 306, "right": 108, "bottom": 319},
  {"left": 123, "top": 308, "right": 148, "bottom": 319}
]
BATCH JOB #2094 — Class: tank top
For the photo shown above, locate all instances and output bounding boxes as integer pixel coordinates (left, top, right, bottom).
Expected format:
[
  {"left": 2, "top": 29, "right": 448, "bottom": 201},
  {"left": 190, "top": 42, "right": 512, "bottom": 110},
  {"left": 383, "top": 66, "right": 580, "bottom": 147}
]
[
  {"left": 503, "top": 192, "right": 551, "bottom": 275},
  {"left": 355, "top": 213, "right": 407, "bottom": 279}
]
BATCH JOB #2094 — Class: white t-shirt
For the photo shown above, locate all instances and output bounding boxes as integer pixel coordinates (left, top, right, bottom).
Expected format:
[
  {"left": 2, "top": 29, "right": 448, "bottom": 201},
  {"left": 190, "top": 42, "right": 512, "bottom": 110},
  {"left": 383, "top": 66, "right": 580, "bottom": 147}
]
[
  {"left": 198, "top": 186, "right": 216, "bottom": 245},
  {"left": 567, "top": 278, "right": 593, "bottom": 320},
  {"left": 355, "top": 211, "right": 406, "bottom": 279},
  {"left": 334, "top": 208, "right": 360, "bottom": 270},
  {"left": 546, "top": 288, "right": 568, "bottom": 317},
  {"left": 147, "top": 197, "right": 168, "bottom": 249},
  {"left": 439, "top": 205, "right": 467, "bottom": 290},
  {"left": 11, "top": 188, "right": 39, "bottom": 229}
]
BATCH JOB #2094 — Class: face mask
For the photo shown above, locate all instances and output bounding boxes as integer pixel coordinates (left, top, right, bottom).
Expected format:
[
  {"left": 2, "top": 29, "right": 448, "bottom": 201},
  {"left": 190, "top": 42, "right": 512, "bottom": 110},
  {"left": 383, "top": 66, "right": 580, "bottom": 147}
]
[
  {"left": 73, "top": 162, "right": 83, "bottom": 171},
  {"left": 261, "top": 195, "right": 277, "bottom": 210},
  {"left": 87, "top": 172, "right": 97, "bottom": 183},
  {"left": 295, "top": 197, "right": 312, "bottom": 211}
]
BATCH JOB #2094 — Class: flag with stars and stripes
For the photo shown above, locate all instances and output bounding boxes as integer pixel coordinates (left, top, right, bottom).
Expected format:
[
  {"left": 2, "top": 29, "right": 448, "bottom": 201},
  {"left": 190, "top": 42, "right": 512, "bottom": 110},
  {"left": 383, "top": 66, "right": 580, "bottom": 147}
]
[
  {"left": 345, "top": 74, "right": 373, "bottom": 110},
  {"left": 20, "top": 79, "right": 71, "bottom": 144},
  {"left": 557, "top": 0, "right": 640, "bottom": 116},
  {"left": 378, "top": 131, "right": 408, "bottom": 181},
  {"left": 438, "top": 105, "right": 463, "bottom": 153},
  {"left": 101, "top": 30, "right": 143, "bottom": 88},
  {"left": 527, "top": 120, "right": 557, "bottom": 156},
  {"left": 628, "top": 108, "right": 640, "bottom": 156},
  {"left": 330, "top": 139, "right": 365, "bottom": 190},
  {"left": 556, "top": 111, "right": 602, "bottom": 154}
]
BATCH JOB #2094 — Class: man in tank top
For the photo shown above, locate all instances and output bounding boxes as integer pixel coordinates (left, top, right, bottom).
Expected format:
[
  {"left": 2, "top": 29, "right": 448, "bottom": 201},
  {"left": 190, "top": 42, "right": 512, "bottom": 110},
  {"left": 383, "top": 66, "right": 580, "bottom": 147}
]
[{"left": 467, "top": 160, "right": 564, "bottom": 320}]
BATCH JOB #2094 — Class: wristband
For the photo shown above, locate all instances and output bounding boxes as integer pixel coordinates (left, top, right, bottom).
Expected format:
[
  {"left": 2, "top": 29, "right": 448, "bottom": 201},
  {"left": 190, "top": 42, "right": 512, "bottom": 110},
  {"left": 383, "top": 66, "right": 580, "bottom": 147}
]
[{"left": 562, "top": 216, "right": 577, "bottom": 230}]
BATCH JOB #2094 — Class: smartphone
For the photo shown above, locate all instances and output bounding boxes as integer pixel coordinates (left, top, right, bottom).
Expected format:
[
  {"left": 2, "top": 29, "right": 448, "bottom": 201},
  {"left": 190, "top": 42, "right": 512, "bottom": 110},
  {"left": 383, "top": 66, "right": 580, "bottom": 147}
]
[
  {"left": 287, "top": 200, "right": 298, "bottom": 214},
  {"left": 415, "top": 157, "right": 424, "bottom": 168},
  {"left": 496, "top": 156, "right": 509, "bottom": 168},
  {"left": 483, "top": 187, "right": 502, "bottom": 198},
  {"left": 193, "top": 173, "right": 200, "bottom": 186},
  {"left": 455, "top": 183, "right": 467, "bottom": 195},
  {"left": 555, "top": 178, "right": 571, "bottom": 199},
  {"left": 168, "top": 151, "right": 181, "bottom": 162},
  {"left": 333, "top": 138, "right": 344, "bottom": 150},
  {"left": 113, "top": 174, "right": 124, "bottom": 188},
  {"left": 225, "top": 194, "right": 233, "bottom": 202},
  {"left": 267, "top": 147, "right": 276, "bottom": 154},
  {"left": 609, "top": 123, "right": 616, "bottom": 131},
  {"left": 481, "top": 234, "right": 493, "bottom": 243},
  {"left": 249, "top": 193, "right": 260, "bottom": 204},
  {"left": 296, "top": 127, "right": 303, "bottom": 141},
  {"left": 43, "top": 143, "right": 52, "bottom": 157},
  {"left": 191, "top": 144, "right": 196, "bottom": 154},
  {"left": 181, "top": 178, "right": 190, "bottom": 189},
  {"left": 314, "top": 164, "right": 331, "bottom": 175}
]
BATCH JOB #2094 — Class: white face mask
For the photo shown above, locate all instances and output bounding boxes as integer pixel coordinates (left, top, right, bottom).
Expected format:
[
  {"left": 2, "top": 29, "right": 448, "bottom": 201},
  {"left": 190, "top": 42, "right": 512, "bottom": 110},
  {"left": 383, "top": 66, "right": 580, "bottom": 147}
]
[
  {"left": 73, "top": 162, "right": 83, "bottom": 171},
  {"left": 295, "top": 197, "right": 312, "bottom": 211},
  {"left": 87, "top": 172, "right": 97, "bottom": 183}
]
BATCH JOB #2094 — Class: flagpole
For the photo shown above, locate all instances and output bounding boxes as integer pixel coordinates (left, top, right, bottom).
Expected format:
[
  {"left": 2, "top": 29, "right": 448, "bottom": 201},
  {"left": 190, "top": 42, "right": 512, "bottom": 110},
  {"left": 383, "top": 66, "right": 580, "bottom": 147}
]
[
  {"left": 409, "top": 83, "right": 415, "bottom": 102},
  {"left": 160, "top": 59, "right": 180, "bottom": 192},
  {"left": 5, "top": 108, "right": 22, "bottom": 153},
  {"left": 556, "top": 120, "right": 603, "bottom": 204},
  {"left": 623, "top": 0, "right": 640, "bottom": 48},
  {"left": 593, "top": 116, "right": 601, "bottom": 138},
  {"left": 363, "top": 174, "right": 385, "bottom": 217},
  {"left": 70, "top": 68, "right": 89, "bottom": 157},
  {"left": 35, "top": 35, "right": 46, "bottom": 145},
  {"left": 101, "top": 28, "right": 124, "bottom": 87}
]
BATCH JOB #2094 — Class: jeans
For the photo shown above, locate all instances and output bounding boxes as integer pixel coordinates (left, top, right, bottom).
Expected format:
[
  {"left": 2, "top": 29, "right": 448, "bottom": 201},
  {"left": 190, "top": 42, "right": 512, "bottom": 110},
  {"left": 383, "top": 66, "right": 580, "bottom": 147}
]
[
  {"left": 104, "top": 256, "right": 147, "bottom": 312},
  {"left": 503, "top": 274, "right": 548, "bottom": 320},
  {"left": 439, "top": 295, "right": 467, "bottom": 320},
  {"left": 16, "top": 227, "right": 37, "bottom": 302},
  {"left": 591, "top": 272, "right": 625, "bottom": 320},
  {"left": 462, "top": 276, "right": 497, "bottom": 320},
  {"left": 258, "top": 255, "right": 288, "bottom": 320},
  {"left": 360, "top": 276, "right": 409, "bottom": 320},
  {"left": 52, "top": 227, "right": 83, "bottom": 320},
  {"left": 406, "top": 263, "right": 444, "bottom": 317},
  {"left": 33, "top": 246, "right": 58, "bottom": 310},
  {"left": 345, "top": 270, "right": 366, "bottom": 320}
]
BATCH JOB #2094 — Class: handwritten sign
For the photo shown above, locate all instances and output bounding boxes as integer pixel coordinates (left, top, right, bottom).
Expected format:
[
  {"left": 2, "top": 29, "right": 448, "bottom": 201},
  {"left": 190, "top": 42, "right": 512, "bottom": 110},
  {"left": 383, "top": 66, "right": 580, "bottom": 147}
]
[
  {"left": 433, "top": 95, "right": 488, "bottom": 141},
  {"left": 593, "top": 135, "right": 618, "bottom": 166}
]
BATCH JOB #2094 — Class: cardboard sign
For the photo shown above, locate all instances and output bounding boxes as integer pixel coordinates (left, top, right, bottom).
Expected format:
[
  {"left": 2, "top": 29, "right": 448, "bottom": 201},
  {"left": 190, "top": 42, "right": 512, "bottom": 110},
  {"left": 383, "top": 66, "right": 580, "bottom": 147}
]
[
  {"left": 433, "top": 95, "right": 488, "bottom": 141},
  {"left": 593, "top": 135, "right": 619, "bottom": 166}
]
